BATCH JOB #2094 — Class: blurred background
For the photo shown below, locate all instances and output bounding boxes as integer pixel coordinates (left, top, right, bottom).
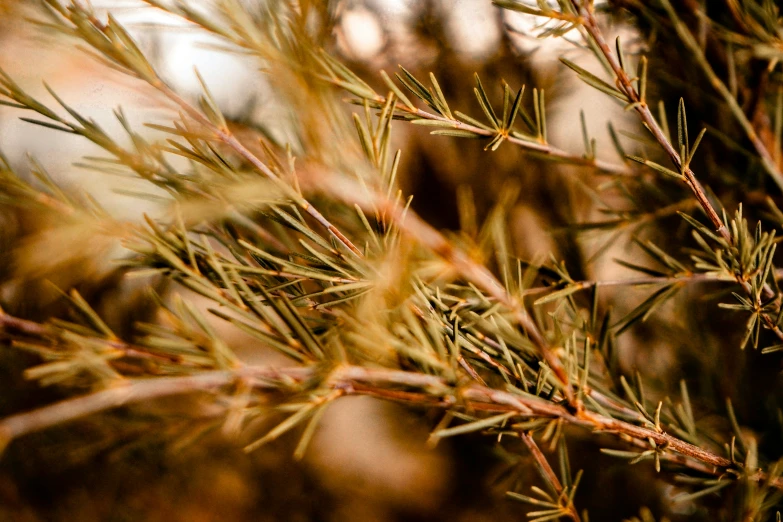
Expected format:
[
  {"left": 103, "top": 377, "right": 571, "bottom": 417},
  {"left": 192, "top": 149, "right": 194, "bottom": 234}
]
[{"left": 0, "top": 1, "right": 778, "bottom": 520}]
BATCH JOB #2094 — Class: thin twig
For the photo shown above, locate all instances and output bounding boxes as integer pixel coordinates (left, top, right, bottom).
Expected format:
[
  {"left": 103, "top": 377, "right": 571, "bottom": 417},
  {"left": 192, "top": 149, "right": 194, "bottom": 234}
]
[
  {"left": 522, "top": 271, "right": 729, "bottom": 298},
  {"left": 520, "top": 432, "right": 581, "bottom": 522},
  {"left": 363, "top": 94, "right": 631, "bottom": 176}
]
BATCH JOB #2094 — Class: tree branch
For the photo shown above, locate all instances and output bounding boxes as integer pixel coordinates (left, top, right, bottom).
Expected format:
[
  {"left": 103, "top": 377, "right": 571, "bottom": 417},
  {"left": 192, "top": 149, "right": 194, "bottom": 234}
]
[
  {"left": 1, "top": 361, "right": 779, "bottom": 490},
  {"left": 520, "top": 432, "right": 581, "bottom": 522},
  {"left": 568, "top": 0, "right": 783, "bottom": 343}
]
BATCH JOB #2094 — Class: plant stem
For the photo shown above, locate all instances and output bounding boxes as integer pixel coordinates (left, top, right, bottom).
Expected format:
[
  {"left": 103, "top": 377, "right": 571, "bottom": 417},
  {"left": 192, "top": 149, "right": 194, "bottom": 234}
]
[
  {"left": 569, "top": 0, "right": 783, "bottom": 343},
  {"left": 520, "top": 432, "right": 582, "bottom": 521},
  {"left": 2, "top": 362, "right": 780, "bottom": 489},
  {"left": 366, "top": 94, "right": 631, "bottom": 176}
]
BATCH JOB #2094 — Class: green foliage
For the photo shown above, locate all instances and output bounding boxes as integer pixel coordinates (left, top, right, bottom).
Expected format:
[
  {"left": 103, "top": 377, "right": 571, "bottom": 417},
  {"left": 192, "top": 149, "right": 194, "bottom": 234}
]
[{"left": 1, "top": 0, "right": 783, "bottom": 520}]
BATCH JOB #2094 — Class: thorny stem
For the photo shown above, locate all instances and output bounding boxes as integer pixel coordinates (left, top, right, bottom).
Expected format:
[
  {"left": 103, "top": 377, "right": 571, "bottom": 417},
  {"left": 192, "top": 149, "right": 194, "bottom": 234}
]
[
  {"left": 1, "top": 361, "right": 780, "bottom": 489},
  {"left": 520, "top": 432, "right": 582, "bottom": 521},
  {"left": 528, "top": 266, "right": 783, "bottom": 298},
  {"left": 569, "top": 0, "right": 783, "bottom": 343}
]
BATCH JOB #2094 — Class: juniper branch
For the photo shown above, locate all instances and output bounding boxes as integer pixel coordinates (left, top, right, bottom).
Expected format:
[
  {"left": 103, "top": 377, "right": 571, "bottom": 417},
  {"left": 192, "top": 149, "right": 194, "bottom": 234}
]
[
  {"left": 358, "top": 90, "right": 631, "bottom": 175},
  {"left": 566, "top": 0, "right": 783, "bottom": 343},
  {"left": 520, "top": 432, "right": 582, "bottom": 521},
  {"left": 2, "top": 354, "right": 779, "bottom": 490}
]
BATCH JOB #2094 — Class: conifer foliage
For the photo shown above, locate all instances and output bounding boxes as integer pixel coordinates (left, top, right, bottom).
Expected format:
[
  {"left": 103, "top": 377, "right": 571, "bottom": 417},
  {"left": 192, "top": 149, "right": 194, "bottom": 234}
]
[{"left": 1, "top": 0, "right": 783, "bottom": 520}]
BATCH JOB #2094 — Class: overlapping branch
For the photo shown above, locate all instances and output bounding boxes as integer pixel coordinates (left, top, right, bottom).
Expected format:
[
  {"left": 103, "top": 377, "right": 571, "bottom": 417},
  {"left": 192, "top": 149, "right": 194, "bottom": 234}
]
[{"left": 0, "top": 2, "right": 780, "bottom": 518}]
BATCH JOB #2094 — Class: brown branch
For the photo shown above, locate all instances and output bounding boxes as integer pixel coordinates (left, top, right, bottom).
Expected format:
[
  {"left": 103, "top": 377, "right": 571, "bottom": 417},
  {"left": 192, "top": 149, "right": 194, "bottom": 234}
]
[
  {"left": 568, "top": 0, "right": 783, "bottom": 343},
  {"left": 1, "top": 363, "right": 779, "bottom": 490},
  {"left": 520, "top": 432, "right": 581, "bottom": 522},
  {"left": 0, "top": 305, "right": 746, "bottom": 484}
]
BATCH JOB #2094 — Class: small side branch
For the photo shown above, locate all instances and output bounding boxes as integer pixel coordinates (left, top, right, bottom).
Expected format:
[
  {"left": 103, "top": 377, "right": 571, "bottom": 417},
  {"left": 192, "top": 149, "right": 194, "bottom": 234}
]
[
  {"left": 568, "top": 1, "right": 728, "bottom": 242},
  {"left": 365, "top": 94, "right": 631, "bottom": 176},
  {"left": 520, "top": 432, "right": 581, "bottom": 522}
]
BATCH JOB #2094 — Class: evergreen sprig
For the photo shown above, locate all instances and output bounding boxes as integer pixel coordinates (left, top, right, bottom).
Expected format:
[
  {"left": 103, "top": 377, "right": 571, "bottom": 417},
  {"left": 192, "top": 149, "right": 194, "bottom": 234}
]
[{"left": 0, "top": 0, "right": 782, "bottom": 519}]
